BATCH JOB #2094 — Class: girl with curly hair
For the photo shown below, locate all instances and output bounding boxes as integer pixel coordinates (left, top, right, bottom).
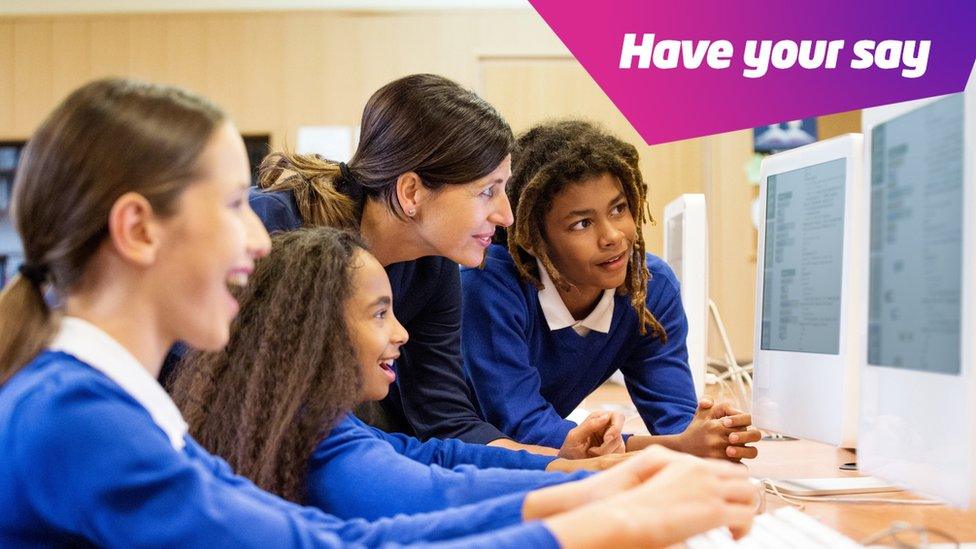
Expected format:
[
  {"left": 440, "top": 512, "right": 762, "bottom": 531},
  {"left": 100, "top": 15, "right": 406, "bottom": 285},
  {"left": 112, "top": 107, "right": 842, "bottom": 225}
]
[
  {"left": 170, "top": 226, "right": 757, "bottom": 545},
  {"left": 460, "top": 120, "right": 761, "bottom": 460}
]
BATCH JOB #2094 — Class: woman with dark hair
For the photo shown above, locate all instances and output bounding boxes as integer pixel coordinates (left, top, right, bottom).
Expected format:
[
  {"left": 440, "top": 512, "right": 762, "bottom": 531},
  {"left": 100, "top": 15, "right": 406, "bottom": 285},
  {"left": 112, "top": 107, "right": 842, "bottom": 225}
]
[
  {"left": 171, "top": 226, "right": 758, "bottom": 544},
  {"left": 460, "top": 120, "right": 762, "bottom": 459},
  {"left": 240, "top": 74, "right": 623, "bottom": 459}
]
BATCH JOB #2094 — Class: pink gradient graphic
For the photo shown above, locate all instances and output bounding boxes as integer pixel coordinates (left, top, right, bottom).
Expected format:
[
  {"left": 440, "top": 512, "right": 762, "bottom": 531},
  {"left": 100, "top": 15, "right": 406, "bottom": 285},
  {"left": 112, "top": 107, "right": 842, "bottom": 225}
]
[{"left": 528, "top": 1, "right": 976, "bottom": 145}]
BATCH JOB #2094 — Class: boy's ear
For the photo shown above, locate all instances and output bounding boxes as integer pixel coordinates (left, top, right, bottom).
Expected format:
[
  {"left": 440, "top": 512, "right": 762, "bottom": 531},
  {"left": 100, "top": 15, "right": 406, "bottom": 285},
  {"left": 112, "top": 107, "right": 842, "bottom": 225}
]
[{"left": 107, "top": 192, "right": 165, "bottom": 267}]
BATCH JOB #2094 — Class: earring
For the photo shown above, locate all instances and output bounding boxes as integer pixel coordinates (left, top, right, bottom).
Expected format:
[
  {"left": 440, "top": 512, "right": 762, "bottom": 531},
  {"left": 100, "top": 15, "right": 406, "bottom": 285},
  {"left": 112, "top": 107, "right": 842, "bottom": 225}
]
[{"left": 407, "top": 208, "right": 416, "bottom": 217}]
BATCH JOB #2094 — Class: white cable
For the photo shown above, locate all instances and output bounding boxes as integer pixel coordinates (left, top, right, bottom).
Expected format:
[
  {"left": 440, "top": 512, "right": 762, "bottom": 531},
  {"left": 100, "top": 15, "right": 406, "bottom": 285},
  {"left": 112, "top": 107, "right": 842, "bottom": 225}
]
[
  {"left": 757, "top": 478, "right": 944, "bottom": 510},
  {"left": 707, "top": 298, "right": 755, "bottom": 406}
]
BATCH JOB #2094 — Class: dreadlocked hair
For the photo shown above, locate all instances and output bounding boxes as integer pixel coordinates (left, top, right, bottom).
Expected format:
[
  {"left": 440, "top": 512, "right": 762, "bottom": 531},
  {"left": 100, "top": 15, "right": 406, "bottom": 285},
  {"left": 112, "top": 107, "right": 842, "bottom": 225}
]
[
  {"left": 506, "top": 120, "right": 666, "bottom": 341},
  {"left": 170, "top": 228, "right": 365, "bottom": 504}
]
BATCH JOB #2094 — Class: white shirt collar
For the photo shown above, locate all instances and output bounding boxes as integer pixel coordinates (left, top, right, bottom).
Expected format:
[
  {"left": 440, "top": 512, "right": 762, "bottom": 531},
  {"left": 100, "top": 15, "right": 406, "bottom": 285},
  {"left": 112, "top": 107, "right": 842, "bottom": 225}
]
[
  {"left": 49, "top": 316, "right": 188, "bottom": 450},
  {"left": 535, "top": 258, "right": 615, "bottom": 336}
]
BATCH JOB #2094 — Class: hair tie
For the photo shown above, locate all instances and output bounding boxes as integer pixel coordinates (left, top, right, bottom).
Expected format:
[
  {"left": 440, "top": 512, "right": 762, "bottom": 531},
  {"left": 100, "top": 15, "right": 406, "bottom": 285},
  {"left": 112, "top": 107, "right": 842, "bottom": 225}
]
[
  {"left": 18, "top": 262, "right": 48, "bottom": 286},
  {"left": 337, "top": 162, "right": 364, "bottom": 202}
]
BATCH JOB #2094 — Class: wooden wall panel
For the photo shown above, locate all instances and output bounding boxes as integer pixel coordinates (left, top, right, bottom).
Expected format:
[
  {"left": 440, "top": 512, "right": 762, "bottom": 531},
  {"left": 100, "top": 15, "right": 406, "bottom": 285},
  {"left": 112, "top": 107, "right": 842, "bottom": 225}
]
[
  {"left": 0, "top": 9, "right": 762, "bottom": 362},
  {"left": 0, "top": 10, "right": 569, "bottom": 142},
  {"left": 127, "top": 15, "right": 168, "bottom": 84},
  {"left": 49, "top": 20, "right": 90, "bottom": 105},
  {"left": 818, "top": 109, "right": 861, "bottom": 140},
  {"left": 0, "top": 22, "right": 15, "bottom": 135},
  {"left": 235, "top": 15, "right": 284, "bottom": 142},
  {"left": 163, "top": 15, "right": 207, "bottom": 96},
  {"left": 12, "top": 20, "right": 53, "bottom": 133},
  {"left": 702, "top": 130, "right": 757, "bottom": 362},
  {"left": 89, "top": 18, "right": 129, "bottom": 81}
]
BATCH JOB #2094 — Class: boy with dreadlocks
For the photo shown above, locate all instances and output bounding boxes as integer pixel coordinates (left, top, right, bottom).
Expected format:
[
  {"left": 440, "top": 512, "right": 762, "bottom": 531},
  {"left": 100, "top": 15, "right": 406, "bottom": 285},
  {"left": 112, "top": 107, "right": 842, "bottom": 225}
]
[{"left": 460, "top": 121, "right": 761, "bottom": 460}]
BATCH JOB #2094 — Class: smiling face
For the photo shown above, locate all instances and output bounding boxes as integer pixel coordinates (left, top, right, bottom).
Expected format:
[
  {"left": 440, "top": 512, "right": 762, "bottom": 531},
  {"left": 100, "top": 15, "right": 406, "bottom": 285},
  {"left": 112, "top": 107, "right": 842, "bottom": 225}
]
[
  {"left": 414, "top": 155, "right": 514, "bottom": 267},
  {"left": 152, "top": 121, "right": 272, "bottom": 351},
  {"left": 542, "top": 172, "right": 637, "bottom": 300},
  {"left": 344, "top": 249, "right": 409, "bottom": 402}
]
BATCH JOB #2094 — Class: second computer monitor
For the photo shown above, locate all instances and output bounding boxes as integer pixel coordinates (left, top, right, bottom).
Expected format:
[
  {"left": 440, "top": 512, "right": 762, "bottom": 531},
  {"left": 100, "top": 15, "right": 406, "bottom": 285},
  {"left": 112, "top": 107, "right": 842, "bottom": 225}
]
[
  {"left": 858, "top": 77, "right": 975, "bottom": 507},
  {"left": 752, "top": 133, "right": 865, "bottom": 448},
  {"left": 663, "top": 194, "right": 707, "bottom": 397}
]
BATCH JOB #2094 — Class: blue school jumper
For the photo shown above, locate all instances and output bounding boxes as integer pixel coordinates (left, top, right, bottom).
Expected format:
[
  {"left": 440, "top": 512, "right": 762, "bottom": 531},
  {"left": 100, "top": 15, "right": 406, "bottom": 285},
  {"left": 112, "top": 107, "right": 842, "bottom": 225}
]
[
  {"left": 0, "top": 318, "right": 557, "bottom": 548},
  {"left": 460, "top": 245, "right": 698, "bottom": 448},
  {"left": 249, "top": 188, "right": 506, "bottom": 444},
  {"left": 308, "top": 413, "right": 589, "bottom": 520}
]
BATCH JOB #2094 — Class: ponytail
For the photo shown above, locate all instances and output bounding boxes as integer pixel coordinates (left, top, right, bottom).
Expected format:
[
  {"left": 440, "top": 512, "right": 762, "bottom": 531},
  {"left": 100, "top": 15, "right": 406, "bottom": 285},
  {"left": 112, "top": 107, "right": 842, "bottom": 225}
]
[
  {"left": 257, "top": 75, "right": 514, "bottom": 231},
  {"left": 0, "top": 275, "right": 57, "bottom": 384},
  {"left": 0, "top": 77, "right": 226, "bottom": 386},
  {"left": 258, "top": 152, "right": 361, "bottom": 230}
]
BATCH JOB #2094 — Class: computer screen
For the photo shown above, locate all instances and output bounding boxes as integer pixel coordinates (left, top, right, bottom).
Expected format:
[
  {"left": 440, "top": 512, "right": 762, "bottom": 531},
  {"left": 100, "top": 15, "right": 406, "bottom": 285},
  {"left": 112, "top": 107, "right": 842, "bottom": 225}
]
[
  {"left": 867, "top": 94, "right": 964, "bottom": 376},
  {"left": 752, "top": 134, "right": 863, "bottom": 449},
  {"left": 760, "top": 158, "right": 847, "bottom": 355}
]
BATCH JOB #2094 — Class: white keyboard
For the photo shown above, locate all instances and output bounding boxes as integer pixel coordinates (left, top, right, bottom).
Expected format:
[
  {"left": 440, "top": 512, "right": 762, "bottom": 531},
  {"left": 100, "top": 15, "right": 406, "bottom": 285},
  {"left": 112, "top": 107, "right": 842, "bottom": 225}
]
[{"left": 685, "top": 506, "right": 863, "bottom": 548}]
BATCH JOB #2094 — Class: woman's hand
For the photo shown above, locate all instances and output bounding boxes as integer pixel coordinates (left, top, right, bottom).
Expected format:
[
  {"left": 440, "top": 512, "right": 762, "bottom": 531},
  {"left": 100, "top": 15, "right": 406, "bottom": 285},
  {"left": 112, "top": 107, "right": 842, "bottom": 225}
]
[{"left": 558, "top": 411, "right": 626, "bottom": 459}]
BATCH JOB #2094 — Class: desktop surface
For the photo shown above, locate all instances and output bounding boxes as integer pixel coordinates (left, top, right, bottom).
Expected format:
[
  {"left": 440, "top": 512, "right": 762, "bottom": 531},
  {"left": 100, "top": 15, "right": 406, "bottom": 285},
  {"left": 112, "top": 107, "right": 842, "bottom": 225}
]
[
  {"left": 748, "top": 438, "right": 976, "bottom": 543},
  {"left": 584, "top": 381, "right": 976, "bottom": 543}
]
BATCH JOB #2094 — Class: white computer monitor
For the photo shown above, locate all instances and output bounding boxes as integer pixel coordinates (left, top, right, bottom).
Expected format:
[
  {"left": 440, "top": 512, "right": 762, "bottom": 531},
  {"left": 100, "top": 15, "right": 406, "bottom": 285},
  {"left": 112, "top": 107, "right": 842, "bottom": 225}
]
[
  {"left": 663, "top": 194, "right": 707, "bottom": 397},
  {"left": 858, "top": 71, "right": 975, "bottom": 507},
  {"left": 752, "top": 134, "right": 866, "bottom": 449}
]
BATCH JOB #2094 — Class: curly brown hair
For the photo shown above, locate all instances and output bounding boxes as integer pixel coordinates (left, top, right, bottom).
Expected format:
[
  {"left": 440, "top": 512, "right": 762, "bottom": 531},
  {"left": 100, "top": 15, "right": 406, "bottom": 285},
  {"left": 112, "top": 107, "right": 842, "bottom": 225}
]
[
  {"left": 170, "top": 227, "right": 365, "bottom": 503},
  {"left": 506, "top": 120, "right": 665, "bottom": 341}
]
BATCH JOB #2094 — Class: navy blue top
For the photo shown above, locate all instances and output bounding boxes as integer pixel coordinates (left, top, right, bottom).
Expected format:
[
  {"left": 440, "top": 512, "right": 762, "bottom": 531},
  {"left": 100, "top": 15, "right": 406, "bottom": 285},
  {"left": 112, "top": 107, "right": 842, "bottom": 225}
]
[
  {"left": 460, "top": 245, "right": 698, "bottom": 448},
  {"left": 249, "top": 188, "right": 507, "bottom": 444},
  {"left": 307, "top": 414, "right": 588, "bottom": 520},
  {"left": 0, "top": 351, "right": 558, "bottom": 548}
]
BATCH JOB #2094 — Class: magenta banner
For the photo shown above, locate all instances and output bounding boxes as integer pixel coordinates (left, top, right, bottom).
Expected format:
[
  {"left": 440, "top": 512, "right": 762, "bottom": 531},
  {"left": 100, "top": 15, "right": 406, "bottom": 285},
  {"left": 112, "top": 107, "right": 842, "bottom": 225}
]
[{"left": 528, "top": 1, "right": 976, "bottom": 145}]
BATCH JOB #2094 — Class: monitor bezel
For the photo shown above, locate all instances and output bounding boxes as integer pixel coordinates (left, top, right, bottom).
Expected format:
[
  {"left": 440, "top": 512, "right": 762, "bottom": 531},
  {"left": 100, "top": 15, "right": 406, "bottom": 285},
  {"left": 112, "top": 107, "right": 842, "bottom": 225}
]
[
  {"left": 752, "top": 133, "right": 865, "bottom": 448},
  {"left": 858, "top": 78, "right": 975, "bottom": 507},
  {"left": 663, "top": 194, "right": 708, "bottom": 397}
]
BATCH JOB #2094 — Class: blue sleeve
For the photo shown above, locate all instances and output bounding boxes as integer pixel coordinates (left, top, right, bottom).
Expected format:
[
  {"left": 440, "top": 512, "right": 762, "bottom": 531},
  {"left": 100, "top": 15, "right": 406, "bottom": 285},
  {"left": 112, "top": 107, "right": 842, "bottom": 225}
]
[
  {"left": 620, "top": 260, "right": 698, "bottom": 435},
  {"left": 393, "top": 261, "right": 507, "bottom": 444},
  {"left": 460, "top": 263, "right": 578, "bottom": 448},
  {"left": 364, "top": 418, "right": 555, "bottom": 470},
  {"left": 249, "top": 188, "right": 303, "bottom": 233},
  {"left": 307, "top": 417, "right": 586, "bottom": 521},
  {"left": 9, "top": 381, "right": 555, "bottom": 548}
]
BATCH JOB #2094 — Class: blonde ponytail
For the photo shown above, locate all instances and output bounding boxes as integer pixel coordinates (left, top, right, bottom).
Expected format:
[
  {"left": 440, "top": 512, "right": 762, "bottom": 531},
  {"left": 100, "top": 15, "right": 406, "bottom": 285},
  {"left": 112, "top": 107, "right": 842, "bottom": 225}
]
[
  {"left": 258, "top": 152, "right": 360, "bottom": 230},
  {"left": 0, "top": 276, "right": 57, "bottom": 384}
]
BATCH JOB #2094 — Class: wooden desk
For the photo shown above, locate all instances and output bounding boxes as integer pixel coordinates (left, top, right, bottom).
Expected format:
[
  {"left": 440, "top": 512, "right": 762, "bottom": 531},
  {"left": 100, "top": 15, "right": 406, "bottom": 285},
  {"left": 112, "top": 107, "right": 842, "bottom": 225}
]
[
  {"left": 748, "top": 438, "right": 976, "bottom": 543},
  {"left": 583, "top": 383, "right": 976, "bottom": 544}
]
